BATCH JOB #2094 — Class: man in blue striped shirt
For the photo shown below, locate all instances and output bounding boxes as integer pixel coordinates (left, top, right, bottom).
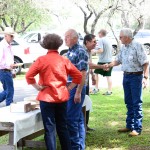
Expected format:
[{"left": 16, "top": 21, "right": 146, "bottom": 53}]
[{"left": 65, "top": 29, "right": 88, "bottom": 150}]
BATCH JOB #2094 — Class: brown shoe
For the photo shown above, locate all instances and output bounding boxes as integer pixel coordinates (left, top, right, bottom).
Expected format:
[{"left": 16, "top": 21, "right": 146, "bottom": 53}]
[
  {"left": 118, "top": 128, "right": 131, "bottom": 132},
  {"left": 129, "top": 130, "right": 140, "bottom": 136}
]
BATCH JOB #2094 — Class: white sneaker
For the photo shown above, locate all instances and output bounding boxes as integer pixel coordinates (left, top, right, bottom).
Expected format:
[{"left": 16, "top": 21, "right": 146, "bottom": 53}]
[
  {"left": 102, "top": 91, "right": 112, "bottom": 95},
  {"left": 90, "top": 89, "right": 99, "bottom": 95}
]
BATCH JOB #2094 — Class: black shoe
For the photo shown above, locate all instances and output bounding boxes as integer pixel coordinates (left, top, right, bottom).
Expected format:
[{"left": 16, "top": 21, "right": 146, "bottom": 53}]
[{"left": 87, "top": 126, "right": 95, "bottom": 131}]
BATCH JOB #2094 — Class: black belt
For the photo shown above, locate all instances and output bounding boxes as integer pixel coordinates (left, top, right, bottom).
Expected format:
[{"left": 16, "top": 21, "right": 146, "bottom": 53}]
[
  {"left": 0, "top": 69, "right": 11, "bottom": 72},
  {"left": 124, "top": 71, "right": 143, "bottom": 75}
]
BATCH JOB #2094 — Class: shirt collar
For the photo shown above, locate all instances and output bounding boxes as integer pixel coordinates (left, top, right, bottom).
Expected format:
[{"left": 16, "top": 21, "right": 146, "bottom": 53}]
[
  {"left": 69, "top": 43, "right": 79, "bottom": 51},
  {"left": 47, "top": 50, "right": 59, "bottom": 54},
  {"left": 2, "top": 39, "right": 11, "bottom": 48},
  {"left": 125, "top": 39, "right": 134, "bottom": 47}
]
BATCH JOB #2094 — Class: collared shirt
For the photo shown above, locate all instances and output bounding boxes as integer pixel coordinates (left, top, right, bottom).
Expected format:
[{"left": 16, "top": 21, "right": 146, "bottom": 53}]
[
  {"left": 26, "top": 50, "right": 82, "bottom": 103},
  {"left": 116, "top": 40, "right": 149, "bottom": 72},
  {"left": 0, "top": 39, "right": 14, "bottom": 69},
  {"left": 67, "top": 43, "right": 88, "bottom": 82},
  {"left": 83, "top": 44, "right": 91, "bottom": 85}
]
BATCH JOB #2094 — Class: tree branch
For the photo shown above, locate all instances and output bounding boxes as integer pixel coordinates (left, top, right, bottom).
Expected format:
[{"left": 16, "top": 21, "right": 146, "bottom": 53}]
[
  {"left": 91, "top": 4, "right": 113, "bottom": 34},
  {"left": 18, "top": 20, "right": 35, "bottom": 33},
  {"left": 11, "top": 17, "right": 14, "bottom": 27},
  {"left": 0, "top": 25, "right": 4, "bottom": 31},
  {"left": 13, "top": 15, "right": 20, "bottom": 31},
  {"left": 1, "top": 17, "right": 9, "bottom": 27},
  {"left": 75, "top": 2, "right": 93, "bottom": 34}
]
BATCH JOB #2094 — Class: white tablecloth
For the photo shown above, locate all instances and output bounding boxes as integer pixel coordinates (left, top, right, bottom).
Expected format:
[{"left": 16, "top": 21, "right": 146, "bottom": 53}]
[
  {"left": 0, "top": 106, "right": 43, "bottom": 145},
  {"left": 82, "top": 95, "right": 93, "bottom": 111}
]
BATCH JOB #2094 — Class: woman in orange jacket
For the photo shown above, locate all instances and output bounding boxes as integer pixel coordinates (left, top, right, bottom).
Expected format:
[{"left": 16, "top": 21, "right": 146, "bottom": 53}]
[{"left": 26, "top": 33, "right": 82, "bottom": 150}]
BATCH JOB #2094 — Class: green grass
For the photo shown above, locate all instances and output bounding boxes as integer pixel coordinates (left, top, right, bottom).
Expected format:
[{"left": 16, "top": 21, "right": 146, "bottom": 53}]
[
  {"left": 0, "top": 87, "right": 150, "bottom": 150},
  {"left": 85, "top": 87, "right": 150, "bottom": 150}
]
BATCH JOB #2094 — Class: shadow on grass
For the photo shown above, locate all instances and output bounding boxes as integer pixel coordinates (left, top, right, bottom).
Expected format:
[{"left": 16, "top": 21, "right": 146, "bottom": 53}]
[{"left": 85, "top": 127, "right": 150, "bottom": 150}]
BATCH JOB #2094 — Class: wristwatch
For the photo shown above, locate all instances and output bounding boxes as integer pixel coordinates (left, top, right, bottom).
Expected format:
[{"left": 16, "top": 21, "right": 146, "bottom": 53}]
[{"left": 144, "top": 76, "right": 148, "bottom": 80}]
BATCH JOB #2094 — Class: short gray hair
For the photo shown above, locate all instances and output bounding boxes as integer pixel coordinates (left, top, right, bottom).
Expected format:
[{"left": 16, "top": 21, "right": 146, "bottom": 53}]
[
  {"left": 67, "top": 29, "right": 79, "bottom": 39},
  {"left": 120, "top": 28, "right": 133, "bottom": 39}
]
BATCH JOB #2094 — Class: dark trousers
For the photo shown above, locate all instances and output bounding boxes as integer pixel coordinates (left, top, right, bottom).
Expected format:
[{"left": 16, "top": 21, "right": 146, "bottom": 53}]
[
  {"left": 40, "top": 101, "right": 71, "bottom": 150},
  {"left": 0, "top": 70, "right": 14, "bottom": 106},
  {"left": 123, "top": 74, "right": 143, "bottom": 133}
]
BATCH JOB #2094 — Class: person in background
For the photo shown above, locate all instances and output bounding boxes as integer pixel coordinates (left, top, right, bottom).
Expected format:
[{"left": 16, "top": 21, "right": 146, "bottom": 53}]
[
  {"left": 26, "top": 33, "right": 82, "bottom": 150},
  {"left": 65, "top": 29, "right": 88, "bottom": 150},
  {"left": 83, "top": 34, "right": 108, "bottom": 132},
  {"left": 84, "top": 34, "right": 96, "bottom": 133},
  {"left": 92, "top": 29, "right": 113, "bottom": 95},
  {"left": 83, "top": 34, "right": 101, "bottom": 132},
  {"left": 0, "top": 27, "right": 16, "bottom": 106},
  {"left": 105, "top": 28, "right": 149, "bottom": 136}
]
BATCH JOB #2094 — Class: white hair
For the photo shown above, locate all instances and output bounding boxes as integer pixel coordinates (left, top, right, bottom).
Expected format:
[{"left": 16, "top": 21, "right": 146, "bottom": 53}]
[
  {"left": 67, "top": 29, "right": 79, "bottom": 39},
  {"left": 120, "top": 28, "right": 133, "bottom": 39}
]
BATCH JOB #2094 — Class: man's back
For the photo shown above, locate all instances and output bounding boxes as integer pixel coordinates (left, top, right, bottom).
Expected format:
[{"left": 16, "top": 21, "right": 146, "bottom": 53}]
[{"left": 97, "top": 37, "right": 112, "bottom": 63}]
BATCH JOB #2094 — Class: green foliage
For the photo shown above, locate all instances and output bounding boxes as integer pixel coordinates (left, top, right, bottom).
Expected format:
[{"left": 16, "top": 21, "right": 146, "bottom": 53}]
[{"left": 0, "top": 0, "right": 52, "bottom": 32}]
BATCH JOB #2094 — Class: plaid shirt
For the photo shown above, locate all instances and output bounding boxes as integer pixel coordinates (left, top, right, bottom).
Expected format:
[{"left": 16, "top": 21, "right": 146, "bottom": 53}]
[{"left": 67, "top": 43, "right": 88, "bottom": 82}]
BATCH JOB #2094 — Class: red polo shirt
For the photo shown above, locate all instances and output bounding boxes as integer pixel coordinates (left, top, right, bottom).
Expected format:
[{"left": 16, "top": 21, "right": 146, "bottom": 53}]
[{"left": 26, "top": 50, "right": 82, "bottom": 103}]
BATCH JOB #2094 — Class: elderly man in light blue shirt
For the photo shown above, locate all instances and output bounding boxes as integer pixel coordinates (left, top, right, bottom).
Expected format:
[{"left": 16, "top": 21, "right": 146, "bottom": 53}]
[{"left": 106, "top": 28, "right": 149, "bottom": 136}]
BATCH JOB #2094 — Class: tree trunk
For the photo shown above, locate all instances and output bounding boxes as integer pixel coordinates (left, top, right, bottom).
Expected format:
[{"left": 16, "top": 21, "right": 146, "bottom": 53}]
[
  {"left": 18, "top": 21, "right": 35, "bottom": 34},
  {"left": 1, "top": 17, "right": 9, "bottom": 27},
  {"left": 121, "top": 12, "right": 130, "bottom": 27}
]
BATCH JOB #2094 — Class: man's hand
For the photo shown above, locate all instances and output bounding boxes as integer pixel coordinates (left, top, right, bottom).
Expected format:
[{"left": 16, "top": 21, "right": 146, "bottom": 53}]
[
  {"left": 91, "top": 74, "right": 96, "bottom": 85},
  {"left": 32, "top": 83, "right": 48, "bottom": 91},
  {"left": 10, "top": 64, "right": 16, "bottom": 69},
  {"left": 103, "top": 64, "right": 110, "bottom": 71},
  {"left": 74, "top": 92, "right": 81, "bottom": 103},
  {"left": 142, "top": 78, "right": 148, "bottom": 89}
]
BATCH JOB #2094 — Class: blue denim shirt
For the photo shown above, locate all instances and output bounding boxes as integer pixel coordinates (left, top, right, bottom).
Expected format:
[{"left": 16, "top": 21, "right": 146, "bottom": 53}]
[{"left": 67, "top": 43, "right": 88, "bottom": 82}]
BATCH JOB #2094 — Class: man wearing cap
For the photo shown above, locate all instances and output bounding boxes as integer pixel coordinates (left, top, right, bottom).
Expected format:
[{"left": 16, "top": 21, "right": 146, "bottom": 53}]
[{"left": 0, "top": 27, "right": 16, "bottom": 106}]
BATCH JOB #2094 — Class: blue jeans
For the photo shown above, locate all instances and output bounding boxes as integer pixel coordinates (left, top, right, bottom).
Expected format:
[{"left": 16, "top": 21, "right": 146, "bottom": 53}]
[
  {"left": 0, "top": 70, "right": 14, "bottom": 106},
  {"left": 40, "top": 101, "right": 71, "bottom": 150},
  {"left": 123, "top": 74, "right": 143, "bottom": 133},
  {"left": 67, "top": 85, "right": 86, "bottom": 150}
]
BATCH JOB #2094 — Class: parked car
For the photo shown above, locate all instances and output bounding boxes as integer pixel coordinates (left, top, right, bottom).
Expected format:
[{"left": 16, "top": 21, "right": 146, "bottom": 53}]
[
  {"left": 20, "top": 31, "right": 84, "bottom": 56},
  {"left": 0, "top": 35, "right": 33, "bottom": 74},
  {"left": 107, "top": 29, "right": 150, "bottom": 55}
]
